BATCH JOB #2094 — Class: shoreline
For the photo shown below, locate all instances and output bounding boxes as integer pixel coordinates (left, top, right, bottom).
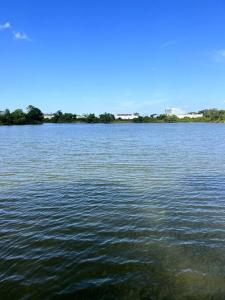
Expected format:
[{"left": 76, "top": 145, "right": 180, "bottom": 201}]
[{"left": 1, "top": 121, "right": 225, "bottom": 126}]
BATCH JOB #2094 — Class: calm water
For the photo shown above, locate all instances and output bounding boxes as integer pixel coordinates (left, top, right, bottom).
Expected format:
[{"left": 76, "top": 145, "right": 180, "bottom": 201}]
[{"left": 1, "top": 123, "right": 225, "bottom": 300}]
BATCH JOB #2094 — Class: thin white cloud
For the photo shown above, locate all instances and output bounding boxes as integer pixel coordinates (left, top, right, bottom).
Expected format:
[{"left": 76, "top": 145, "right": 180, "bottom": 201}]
[
  {"left": 0, "top": 21, "right": 11, "bottom": 30},
  {"left": 161, "top": 40, "right": 176, "bottom": 48},
  {"left": 214, "top": 49, "right": 225, "bottom": 62},
  {"left": 13, "top": 31, "right": 30, "bottom": 41},
  {"left": 1, "top": 21, "right": 31, "bottom": 41}
]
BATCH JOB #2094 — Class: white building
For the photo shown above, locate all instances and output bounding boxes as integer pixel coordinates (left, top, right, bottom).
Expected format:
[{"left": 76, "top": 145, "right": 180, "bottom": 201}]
[
  {"left": 178, "top": 113, "right": 203, "bottom": 119},
  {"left": 165, "top": 107, "right": 185, "bottom": 116},
  {"left": 44, "top": 114, "right": 54, "bottom": 119},
  {"left": 165, "top": 108, "right": 203, "bottom": 119},
  {"left": 115, "top": 113, "right": 139, "bottom": 120}
]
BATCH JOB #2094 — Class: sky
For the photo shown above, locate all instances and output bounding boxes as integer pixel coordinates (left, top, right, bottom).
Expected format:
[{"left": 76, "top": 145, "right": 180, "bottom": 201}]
[{"left": 1, "top": 0, "right": 225, "bottom": 115}]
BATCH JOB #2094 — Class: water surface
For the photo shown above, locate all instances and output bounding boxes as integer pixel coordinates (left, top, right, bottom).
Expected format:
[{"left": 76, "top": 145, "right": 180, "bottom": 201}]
[{"left": 1, "top": 123, "right": 225, "bottom": 299}]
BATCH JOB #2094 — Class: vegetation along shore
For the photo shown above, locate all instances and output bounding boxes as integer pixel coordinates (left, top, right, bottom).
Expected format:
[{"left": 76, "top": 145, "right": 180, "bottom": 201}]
[{"left": 1, "top": 106, "right": 225, "bottom": 125}]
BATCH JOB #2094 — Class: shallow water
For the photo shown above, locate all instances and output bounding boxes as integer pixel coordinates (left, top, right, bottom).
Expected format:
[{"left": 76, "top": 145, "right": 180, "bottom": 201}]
[{"left": 0, "top": 123, "right": 225, "bottom": 299}]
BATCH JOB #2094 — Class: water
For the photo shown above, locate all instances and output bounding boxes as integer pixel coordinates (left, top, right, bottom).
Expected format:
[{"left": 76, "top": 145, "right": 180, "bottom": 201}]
[{"left": 1, "top": 123, "right": 225, "bottom": 300}]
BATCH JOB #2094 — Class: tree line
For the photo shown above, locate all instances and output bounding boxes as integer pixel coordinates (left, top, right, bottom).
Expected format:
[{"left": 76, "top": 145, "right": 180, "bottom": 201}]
[
  {"left": 1, "top": 107, "right": 225, "bottom": 125},
  {"left": 47, "top": 111, "right": 115, "bottom": 123},
  {"left": 0, "top": 106, "right": 44, "bottom": 125},
  {"left": 47, "top": 109, "right": 225, "bottom": 123}
]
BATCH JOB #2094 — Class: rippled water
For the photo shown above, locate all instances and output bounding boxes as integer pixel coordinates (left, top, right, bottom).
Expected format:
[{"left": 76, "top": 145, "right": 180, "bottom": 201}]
[{"left": 1, "top": 123, "right": 225, "bottom": 300}]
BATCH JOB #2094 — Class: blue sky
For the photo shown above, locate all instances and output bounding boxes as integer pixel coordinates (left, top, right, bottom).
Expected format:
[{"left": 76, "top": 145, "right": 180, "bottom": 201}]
[{"left": 1, "top": 0, "right": 225, "bottom": 114}]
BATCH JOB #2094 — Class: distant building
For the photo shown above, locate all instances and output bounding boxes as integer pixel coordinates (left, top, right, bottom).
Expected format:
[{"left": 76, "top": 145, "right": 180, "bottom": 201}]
[
  {"left": 180, "top": 113, "right": 203, "bottom": 119},
  {"left": 0, "top": 111, "right": 5, "bottom": 116},
  {"left": 44, "top": 114, "right": 54, "bottom": 119},
  {"left": 165, "top": 107, "right": 185, "bottom": 116},
  {"left": 165, "top": 108, "right": 203, "bottom": 119},
  {"left": 115, "top": 113, "right": 139, "bottom": 120},
  {"left": 77, "top": 114, "right": 87, "bottom": 119}
]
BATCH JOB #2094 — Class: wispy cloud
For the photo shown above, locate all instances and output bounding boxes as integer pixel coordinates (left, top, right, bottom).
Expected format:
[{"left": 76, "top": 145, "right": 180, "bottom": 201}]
[
  {"left": 0, "top": 21, "right": 31, "bottom": 41},
  {"left": 13, "top": 31, "right": 30, "bottom": 41},
  {"left": 0, "top": 21, "right": 11, "bottom": 30},
  {"left": 214, "top": 49, "right": 225, "bottom": 63},
  {"left": 161, "top": 40, "right": 176, "bottom": 48}
]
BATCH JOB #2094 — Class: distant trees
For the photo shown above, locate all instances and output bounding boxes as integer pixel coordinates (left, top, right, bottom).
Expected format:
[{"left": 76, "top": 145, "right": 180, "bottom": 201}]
[
  {"left": 85, "top": 113, "right": 99, "bottom": 123},
  {"left": 133, "top": 114, "right": 178, "bottom": 123},
  {"left": 50, "top": 112, "right": 115, "bottom": 123},
  {"left": 0, "top": 109, "right": 11, "bottom": 124},
  {"left": 99, "top": 113, "right": 115, "bottom": 123},
  {"left": 62, "top": 113, "right": 77, "bottom": 123},
  {"left": 199, "top": 109, "right": 225, "bottom": 122},
  {"left": 26, "top": 105, "right": 44, "bottom": 123},
  {"left": 157, "top": 114, "right": 179, "bottom": 122},
  {"left": 0, "top": 106, "right": 44, "bottom": 125},
  {"left": 51, "top": 110, "right": 63, "bottom": 123},
  {"left": 11, "top": 109, "right": 27, "bottom": 125},
  {"left": 51, "top": 111, "right": 77, "bottom": 123},
  {"left": 1, "top": 106, "right": 225, "bottom": 126}
]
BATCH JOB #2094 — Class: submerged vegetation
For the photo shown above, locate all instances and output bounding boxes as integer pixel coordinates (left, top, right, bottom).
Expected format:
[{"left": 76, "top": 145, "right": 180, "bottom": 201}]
[{"left": 1, "top": 107, "right": 225, "bottom": 125}]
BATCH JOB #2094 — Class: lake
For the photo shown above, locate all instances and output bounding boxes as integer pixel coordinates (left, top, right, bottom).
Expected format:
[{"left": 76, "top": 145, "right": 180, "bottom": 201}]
[{"left": 0, "top": 123, "right": 225, "bottom": 300}]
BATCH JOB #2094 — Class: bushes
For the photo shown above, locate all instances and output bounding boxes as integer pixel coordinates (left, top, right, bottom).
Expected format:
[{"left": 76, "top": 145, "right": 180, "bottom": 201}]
[{"left": 0, "top": 106, "right": 44, "bottom": 125}]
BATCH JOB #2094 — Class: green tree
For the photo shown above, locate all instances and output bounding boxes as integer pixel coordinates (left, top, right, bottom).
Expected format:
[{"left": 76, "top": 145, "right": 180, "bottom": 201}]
[
  {"left": 26, "top": 105, "right": 44, "bottom": 123},
  {"left": 99, "top": 113, "right": 115, "bottom": 123},
  {"left": 86, "top": 113, "right": 99, "bottom": 123},
  {"left": 61, "top": 113, "right": 77, "bottom": 123},
  {"left": 52, "top": 110, "right": 63, "bottom": 123},
  {"left": 0, "top": 109, "right": 11, "bottom": 125},
  {"left": 133, "top": 116, "right": 144, "bottom": 123},
  {"left": 11, "top": 109, "right": 27, "bottom": 125},
  {"left": 157, "top": 114, "right": 178, "bottom": 122}
]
